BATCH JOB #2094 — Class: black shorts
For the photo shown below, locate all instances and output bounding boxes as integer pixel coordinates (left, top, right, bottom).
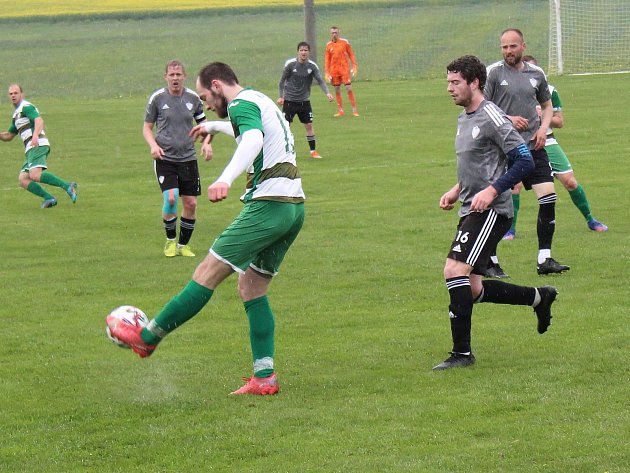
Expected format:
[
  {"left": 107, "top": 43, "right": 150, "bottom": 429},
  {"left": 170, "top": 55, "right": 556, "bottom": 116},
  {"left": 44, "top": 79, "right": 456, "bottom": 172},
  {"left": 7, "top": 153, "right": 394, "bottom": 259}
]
[
  {"left": 447, "top": 209, "right": 512, "bottom": 275},
  {"left": 521, "top": 148, "right": 554, "bottom": 190},
  {"left": 154, "top": 159, "right": 201, "bottom": 196},
  {"left": 282, "top": 100, "right": 313, "bottom": 124}
]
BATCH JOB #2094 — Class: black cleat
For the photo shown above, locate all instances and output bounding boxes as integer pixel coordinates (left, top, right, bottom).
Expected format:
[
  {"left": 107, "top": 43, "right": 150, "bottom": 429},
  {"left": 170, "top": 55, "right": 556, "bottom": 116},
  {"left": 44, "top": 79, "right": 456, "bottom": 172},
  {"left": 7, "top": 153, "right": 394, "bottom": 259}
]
[
  {"left": 534, "top": 286, "right": 558, "bottom": 334},
  {"left": 537, "top": 257, "right": 570, "bottom": 275},
  {"left": 483, "top": 263, "right": 509, "bottom": 279},
  {"left": 432, "top": 352, "right": 476, "bottom": 371}
]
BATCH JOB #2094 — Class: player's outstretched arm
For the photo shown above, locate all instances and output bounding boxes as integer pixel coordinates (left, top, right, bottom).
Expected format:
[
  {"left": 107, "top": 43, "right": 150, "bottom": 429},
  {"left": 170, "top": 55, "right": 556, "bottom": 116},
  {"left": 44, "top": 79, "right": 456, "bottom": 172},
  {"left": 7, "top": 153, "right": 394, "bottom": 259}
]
[{"left": 190, "top": 121, "right": 235, "bottom": 142}]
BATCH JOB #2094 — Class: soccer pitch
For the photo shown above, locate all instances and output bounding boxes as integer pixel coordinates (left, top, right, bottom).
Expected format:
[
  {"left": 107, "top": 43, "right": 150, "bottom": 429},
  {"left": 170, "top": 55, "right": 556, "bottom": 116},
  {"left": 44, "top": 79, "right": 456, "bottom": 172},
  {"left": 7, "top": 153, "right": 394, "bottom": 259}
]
[{"left": 1, "top": 4, "right": 628, "bottom": 473}]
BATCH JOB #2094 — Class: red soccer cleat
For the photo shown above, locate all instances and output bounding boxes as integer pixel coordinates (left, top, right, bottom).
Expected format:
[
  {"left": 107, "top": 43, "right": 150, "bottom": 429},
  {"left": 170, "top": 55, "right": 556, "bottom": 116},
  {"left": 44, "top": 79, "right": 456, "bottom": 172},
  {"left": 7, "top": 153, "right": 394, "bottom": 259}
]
[
  {"left": 106, "top": 315, "right": 156, "bottom": 358},
  {"left": 230, "top": 373, "right": 279, "bottom": 396}
]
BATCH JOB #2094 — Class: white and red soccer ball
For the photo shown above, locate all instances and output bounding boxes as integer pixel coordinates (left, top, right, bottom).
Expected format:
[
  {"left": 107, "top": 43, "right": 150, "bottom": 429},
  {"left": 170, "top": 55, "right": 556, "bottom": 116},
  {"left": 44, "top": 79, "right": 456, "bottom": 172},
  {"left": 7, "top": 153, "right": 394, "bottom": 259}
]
[{"left": 105, "top": 305, "right": 148, "bottom": 348}]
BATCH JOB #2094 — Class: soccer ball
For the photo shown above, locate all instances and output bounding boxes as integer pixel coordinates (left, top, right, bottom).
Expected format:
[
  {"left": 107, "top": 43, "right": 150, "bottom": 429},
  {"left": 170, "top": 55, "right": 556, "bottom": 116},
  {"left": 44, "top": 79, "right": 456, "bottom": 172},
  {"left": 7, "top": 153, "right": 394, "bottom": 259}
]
[{"left": 105, "top": 305, "right": 149, "bottom": 348}]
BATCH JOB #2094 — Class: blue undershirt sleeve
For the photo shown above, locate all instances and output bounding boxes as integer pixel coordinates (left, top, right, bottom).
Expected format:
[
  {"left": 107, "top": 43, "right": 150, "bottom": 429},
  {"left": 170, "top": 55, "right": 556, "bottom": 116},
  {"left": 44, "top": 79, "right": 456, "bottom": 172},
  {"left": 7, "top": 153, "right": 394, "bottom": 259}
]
[{"left": 491, "top": 143, "right": 534, "bottom": 194}]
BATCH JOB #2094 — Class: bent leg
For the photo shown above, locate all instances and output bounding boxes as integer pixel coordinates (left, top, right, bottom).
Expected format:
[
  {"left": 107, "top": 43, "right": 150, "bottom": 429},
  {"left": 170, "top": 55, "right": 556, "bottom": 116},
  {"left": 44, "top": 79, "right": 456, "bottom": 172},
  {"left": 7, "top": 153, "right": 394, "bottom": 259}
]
[{"left": 141, "top": 253, "right": 233, "bottom": 344}]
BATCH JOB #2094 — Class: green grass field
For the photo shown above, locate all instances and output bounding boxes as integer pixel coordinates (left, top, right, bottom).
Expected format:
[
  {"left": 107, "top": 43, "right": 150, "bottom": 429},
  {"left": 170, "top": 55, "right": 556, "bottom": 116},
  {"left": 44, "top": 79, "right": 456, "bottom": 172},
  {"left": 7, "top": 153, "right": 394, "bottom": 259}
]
[{"left": 1, "top": 3, "right": 629, "bottom": 472}]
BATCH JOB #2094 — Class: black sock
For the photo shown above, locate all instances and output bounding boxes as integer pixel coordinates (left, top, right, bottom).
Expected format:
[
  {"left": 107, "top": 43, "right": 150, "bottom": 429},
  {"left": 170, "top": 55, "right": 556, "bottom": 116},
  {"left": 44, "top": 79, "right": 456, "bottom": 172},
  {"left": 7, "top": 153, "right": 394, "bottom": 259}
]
[
  {"left": 446, "top": 276, "right": 473, "bottom": 354},
  {"left": 307, "top": 135, "right": 316, "bottom": 151},
  {"left": 164, "top": 217, "right": 177, "bottom": 240},
  {"left": 537, "top": 193, "right": 557, "bottom": 251},
  {"left": 178, "top": 217, "right": 196, "bottom": 246},
  {"left": 478, "top": 280, "right": 536, "bottom": 306}
]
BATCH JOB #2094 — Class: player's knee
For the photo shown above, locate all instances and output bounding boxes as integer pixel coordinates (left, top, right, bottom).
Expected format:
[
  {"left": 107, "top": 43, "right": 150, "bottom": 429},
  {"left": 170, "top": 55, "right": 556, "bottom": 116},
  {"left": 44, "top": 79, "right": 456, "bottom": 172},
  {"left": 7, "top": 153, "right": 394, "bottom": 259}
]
[
  {"left": 444, "top": 258, "right": 464, "bottom": 279},
  {"left": 183, "top": 198, "right": 197, "bottom": 215},
  {"left": 562, "top": 175, "right": 578, "bottom": 191},
  {"left": 18, "top": 175, "right": 30, "bottom": 188},
  {"left": 162, "top": 189, "right": 179, "bottom": 214}
]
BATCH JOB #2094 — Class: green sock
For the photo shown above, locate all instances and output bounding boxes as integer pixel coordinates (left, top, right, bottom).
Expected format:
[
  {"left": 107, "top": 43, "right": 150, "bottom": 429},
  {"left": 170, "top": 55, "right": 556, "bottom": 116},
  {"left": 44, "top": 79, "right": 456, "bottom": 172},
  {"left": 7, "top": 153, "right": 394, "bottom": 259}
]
[
  {"left": 26, "top": 181, "right": 53, "bottom": 200},
  {"left": 141, "top": 280, "right": 213, "bottom": 344},
  {"left": 245, "top": 296, "right": 275, "bottom": 378},
  {"left": 40, "top": 171, "right": 69, "bottom": 190},
  {"left": 568, "top": 185, "right": 593, "bottom": 221},
  {"left": 511, "top": 193, "right": 520, "bottom": 231}
]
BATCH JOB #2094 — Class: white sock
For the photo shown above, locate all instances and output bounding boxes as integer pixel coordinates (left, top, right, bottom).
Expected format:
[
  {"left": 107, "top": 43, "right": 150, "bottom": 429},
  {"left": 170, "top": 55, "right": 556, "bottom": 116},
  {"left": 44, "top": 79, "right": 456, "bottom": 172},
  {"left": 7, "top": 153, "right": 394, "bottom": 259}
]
[{"left": 538, "top": 249, "right": 551, "bottom": 264}]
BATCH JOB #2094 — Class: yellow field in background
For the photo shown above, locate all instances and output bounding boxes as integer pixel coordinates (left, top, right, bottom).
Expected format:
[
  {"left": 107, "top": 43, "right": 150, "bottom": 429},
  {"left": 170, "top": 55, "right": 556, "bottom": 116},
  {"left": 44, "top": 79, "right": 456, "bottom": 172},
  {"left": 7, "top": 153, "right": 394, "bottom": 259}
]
[{"left": 0, "top": 0, "right": 375, "bottom": 18}]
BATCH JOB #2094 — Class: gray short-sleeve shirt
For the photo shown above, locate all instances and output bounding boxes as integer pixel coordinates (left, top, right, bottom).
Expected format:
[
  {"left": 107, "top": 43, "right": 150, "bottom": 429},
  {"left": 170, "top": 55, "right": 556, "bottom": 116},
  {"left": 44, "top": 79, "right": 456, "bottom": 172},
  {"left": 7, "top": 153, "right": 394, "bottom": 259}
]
[
  {"left": 455, "top": 100, "right": 526, "bottom": 218},
  {"left": 145, "top": 87, "right": 206, "bottom": 162},
  {"left": 484, "top": 61, "right": 551, "bottom": 146}
]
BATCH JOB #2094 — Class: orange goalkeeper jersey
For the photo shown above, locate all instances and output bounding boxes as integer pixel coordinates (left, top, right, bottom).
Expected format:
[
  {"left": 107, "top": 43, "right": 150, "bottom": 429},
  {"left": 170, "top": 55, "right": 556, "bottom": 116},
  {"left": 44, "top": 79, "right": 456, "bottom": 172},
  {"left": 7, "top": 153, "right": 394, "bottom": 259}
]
[{"left": 324, "top": 38, "right": 358, "bottom": 77}]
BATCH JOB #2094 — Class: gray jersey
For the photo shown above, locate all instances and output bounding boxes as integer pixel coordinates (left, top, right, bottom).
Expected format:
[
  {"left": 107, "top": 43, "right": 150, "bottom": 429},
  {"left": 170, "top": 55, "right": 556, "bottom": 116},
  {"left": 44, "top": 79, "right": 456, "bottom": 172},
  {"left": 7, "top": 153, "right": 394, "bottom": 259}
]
[
  {"left": 484, "top": 60, "right": 550, "bottom": 146},
  {"left": 278, "top": 58, "right": 329, "bottom": 102},
  {"left": 455, "top": 100, "right": 526, "bottom": 218},
  {"left": 144, "top": 87, "right": 206, "bottom": 162}
]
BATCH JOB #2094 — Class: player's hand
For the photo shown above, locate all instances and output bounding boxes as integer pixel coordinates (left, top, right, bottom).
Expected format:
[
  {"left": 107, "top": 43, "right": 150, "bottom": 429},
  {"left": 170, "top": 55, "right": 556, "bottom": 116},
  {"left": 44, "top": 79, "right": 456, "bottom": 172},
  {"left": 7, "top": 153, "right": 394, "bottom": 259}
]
[
  {"left": 470, "top": 186, "right": 498, "bottom": 212},
  {"left": 440, "top": 189, "right": 459, "bottom": 210},
  {"left": 150, "top": 144, "right": 164, "bottom": 160},
  {"left": 326, "top": 75, "right": 332, "bottom": 83},
  {"left": 533, "top": 128, "right": 547, "bottom": 150},
  {"left": 351, "top": 68, "right": 357, "bottom": 78},
  {"left": 509, "top": 115, "right": 529, "bottom": 131},
  {"left": 190, "top": 123, "right": 210, "bottom": 142},
  {"left": 31, "top": 136, "right": 39, "bottom": 147},
  {"left": 208, "top": 182, "right": 229, "bottom": 202},
  {"left": 277, "top": 97, "right": 284, "bottom": 106},
  {"left": 201, "top": 137, "right": 213, "bottom": 161},
  {"left": 326, "top": 93, "right": 334, "bottom": 102}
]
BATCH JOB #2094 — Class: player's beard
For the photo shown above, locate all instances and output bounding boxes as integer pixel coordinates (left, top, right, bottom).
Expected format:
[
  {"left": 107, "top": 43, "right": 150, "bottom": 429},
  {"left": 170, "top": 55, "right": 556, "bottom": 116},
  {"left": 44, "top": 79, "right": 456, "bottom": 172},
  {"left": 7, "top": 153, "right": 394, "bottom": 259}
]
[
  {"left": 212, "top": 92, "right": 229, "bottom": 119},
  {"left": 504, "top": 51, "right": 522, "bottom": 67}
]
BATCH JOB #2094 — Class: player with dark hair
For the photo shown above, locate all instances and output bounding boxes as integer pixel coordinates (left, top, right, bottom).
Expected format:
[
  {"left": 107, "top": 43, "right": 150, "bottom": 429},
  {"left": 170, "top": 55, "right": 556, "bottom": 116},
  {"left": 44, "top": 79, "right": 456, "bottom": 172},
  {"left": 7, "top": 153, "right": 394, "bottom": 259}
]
[
  {"left": 484, "top": 28, "right": 570, "bottom": 276},
  {"left": 0, "top": 84, "right": 77, "bottom": 208},
  {"left": 501, "top": 54, "right": 607, "bottom": 239},
  {"left": 108, "top": 62, "right": 305, "bottom": 396},
  {"left": 143, "top": 60, "right": 209, "bottom": 258},
  {"left": 434, "top": 55, "right": 557, "bottom": 370},
  {"left": 325, "top": 26, "right": 359, "bottom": 117},
  {"left": 278, "top": 41, "right": 333, "bottom": 159}
]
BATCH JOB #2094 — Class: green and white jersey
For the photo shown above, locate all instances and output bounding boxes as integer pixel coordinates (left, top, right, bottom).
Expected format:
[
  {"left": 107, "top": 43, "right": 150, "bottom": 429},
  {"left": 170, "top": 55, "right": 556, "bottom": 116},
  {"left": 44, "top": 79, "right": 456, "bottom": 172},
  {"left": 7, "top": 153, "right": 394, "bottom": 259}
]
[
  {"left": 8, "top": 100, "right": 50, "bottom": 154},
  {"left": 228, "top": 88, "right": 305, "bottom": 203},
  {"left": 545, "top": 85, "right": 562, "bottom": 146}
]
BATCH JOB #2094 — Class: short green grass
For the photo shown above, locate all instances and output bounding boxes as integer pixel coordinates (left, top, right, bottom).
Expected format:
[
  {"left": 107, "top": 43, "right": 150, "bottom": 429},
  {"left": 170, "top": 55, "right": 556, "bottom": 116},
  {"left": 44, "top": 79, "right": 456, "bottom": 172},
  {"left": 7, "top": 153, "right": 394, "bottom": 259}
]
[
  {"left": 1, "top": 73, "right": 628, "bottom": 473},
  {"left": 0, "top": 4, "right": 629, "bottom": 473}
]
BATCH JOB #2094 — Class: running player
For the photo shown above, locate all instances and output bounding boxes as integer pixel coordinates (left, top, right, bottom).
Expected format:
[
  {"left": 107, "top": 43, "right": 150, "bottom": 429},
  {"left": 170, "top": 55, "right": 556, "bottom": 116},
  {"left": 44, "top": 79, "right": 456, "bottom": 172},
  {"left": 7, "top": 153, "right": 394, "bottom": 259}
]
[
  {"left": 0, "top": 84, "right": 77, "bottom": 208},
  {"left": 434, "top": 55, "right": 557, "bottom": 370}
]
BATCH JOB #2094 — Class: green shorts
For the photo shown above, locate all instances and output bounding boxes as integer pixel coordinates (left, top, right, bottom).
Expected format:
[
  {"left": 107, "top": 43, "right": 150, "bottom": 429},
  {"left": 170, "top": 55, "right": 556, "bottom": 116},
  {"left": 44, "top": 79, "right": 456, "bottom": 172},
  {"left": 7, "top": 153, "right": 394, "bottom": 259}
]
[
  {"left": 211, "top": 200, "right": 305, "bottom": 275},
  {"left": 545, "top": 143, "right": 572, "bottom": 175},
  {"left": 21, "top": 146, "right": 50, "bottom": 173}
]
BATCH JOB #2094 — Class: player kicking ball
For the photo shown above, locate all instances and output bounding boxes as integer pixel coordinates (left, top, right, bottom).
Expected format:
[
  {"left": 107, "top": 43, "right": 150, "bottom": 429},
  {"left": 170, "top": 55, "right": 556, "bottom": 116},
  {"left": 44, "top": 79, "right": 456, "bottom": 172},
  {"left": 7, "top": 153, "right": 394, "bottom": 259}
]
[{"left": 107, "top": 62, "right": 305, "bottom": 395}]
